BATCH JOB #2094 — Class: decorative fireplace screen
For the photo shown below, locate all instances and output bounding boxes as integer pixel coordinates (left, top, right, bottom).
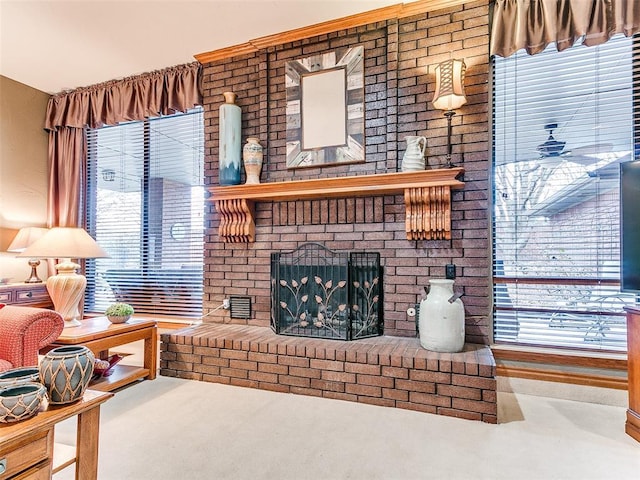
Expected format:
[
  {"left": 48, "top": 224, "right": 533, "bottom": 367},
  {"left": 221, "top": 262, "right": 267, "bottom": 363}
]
[{"left": 271, "top": 243, "right": 382, "bottom": 340}]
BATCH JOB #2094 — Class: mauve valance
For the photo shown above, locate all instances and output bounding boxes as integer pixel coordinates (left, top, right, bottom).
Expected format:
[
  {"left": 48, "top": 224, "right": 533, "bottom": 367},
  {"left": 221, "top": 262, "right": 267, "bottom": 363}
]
[
  {"left": 45, "top": 62, "right": 201, "bottom": 130},
  {"left": 491, "top": 0, "right": 640, "bottom": 57}
]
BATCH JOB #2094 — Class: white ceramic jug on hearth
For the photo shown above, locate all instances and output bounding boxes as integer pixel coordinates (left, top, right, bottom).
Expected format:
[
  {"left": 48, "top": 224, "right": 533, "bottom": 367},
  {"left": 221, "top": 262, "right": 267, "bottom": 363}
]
[{"left": 418, "top": 278, "right": 465, "bottom": 353}]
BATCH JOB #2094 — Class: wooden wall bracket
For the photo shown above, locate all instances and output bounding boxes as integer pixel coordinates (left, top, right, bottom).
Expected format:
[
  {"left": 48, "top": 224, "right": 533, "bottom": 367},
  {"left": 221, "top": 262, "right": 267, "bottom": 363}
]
[
  {"left": 213, "top": 198, "right": 256, "bottom": 243},
  {"left": 209, "top": 168, "right": 464, "bottom": 243},
  {"left": 405, "top": 185, "right": 452, "bottom": 240}
]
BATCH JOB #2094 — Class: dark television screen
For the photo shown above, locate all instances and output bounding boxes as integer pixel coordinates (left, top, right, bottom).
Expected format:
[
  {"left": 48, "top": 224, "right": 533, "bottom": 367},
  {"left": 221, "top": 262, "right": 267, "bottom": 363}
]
[{"left": 621, "top": 160, "right": 640, "bottom": 293}]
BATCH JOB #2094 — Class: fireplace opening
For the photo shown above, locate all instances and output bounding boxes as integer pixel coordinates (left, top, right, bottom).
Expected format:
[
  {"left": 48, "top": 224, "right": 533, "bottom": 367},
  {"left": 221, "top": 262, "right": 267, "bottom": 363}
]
[{"left": 270, "top": 243, "right": 383, "bottom": 340}]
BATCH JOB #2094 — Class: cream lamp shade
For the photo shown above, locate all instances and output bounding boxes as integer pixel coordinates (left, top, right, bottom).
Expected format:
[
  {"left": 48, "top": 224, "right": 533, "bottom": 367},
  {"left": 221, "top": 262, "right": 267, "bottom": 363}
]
[
  {"left": 432, "top": 59, "right": 467, "bottom": 111},
  {"left": 432, "top": 58, "right": 467, "bottom": 168},
  {"left": 19, "top": 227, "right": 109, "bottom": 328},
  {"left": 7, "top": 227, "right": 49, "bottom": 283}
]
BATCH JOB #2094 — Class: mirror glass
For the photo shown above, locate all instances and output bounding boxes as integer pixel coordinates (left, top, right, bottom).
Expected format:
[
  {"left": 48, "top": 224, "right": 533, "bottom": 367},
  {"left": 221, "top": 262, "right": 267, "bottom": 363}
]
[
  {"left": 286, "top": 45, "right": 365, "bottom": 169},
  {"left": 302, "top": 69, "right": 346, "bottom": 149}
]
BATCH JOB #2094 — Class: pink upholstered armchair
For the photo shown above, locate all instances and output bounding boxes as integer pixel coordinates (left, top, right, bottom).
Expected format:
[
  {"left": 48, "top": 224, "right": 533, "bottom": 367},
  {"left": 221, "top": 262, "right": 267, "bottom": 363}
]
[{"left": 0, "top": 304, "right": 64, "bottom": 372}]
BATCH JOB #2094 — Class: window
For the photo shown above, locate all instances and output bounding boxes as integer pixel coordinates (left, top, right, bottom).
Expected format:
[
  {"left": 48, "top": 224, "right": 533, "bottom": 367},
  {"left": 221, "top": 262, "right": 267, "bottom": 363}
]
[
  {"left": 84, "top": 108, "right": 204, "bottom": 318},
  {"left": 493, "top": 35, "right": 639, "bottom": 351}
]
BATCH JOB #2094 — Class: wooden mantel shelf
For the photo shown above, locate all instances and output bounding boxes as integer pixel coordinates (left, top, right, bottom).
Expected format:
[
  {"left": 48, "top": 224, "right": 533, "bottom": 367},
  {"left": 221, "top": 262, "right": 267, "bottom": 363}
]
[{"left": 209, "top": 167, "right": 464, "bottom": 243}]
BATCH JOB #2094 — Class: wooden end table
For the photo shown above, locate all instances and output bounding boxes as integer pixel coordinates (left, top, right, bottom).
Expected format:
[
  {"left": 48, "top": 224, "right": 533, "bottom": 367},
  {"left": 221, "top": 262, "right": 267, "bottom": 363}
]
[
  {"left": 0, "top": 389, "right": 112, "bottom": 479},
  {"left": 625, "top": 306, "right": 640, "bottom": 442},
  {"left": 49, "top": 317, "right": 157, "bottom": 392}
]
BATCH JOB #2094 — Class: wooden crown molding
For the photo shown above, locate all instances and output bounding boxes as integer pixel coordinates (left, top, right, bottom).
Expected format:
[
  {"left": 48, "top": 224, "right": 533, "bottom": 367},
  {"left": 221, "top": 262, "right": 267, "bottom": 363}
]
[{"left": 194, "top": 0, "right": 469, "bottom": 64}]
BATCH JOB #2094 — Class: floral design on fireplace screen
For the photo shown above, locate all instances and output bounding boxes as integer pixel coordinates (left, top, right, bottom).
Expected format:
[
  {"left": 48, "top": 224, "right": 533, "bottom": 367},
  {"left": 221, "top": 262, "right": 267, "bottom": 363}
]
[{"left": 271, "top": 243, "right": 382, "bottom": 341}]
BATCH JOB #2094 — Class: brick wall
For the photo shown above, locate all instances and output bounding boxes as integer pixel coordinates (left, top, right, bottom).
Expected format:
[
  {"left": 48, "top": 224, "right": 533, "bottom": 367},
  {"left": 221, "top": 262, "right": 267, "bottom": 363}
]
[{"left": 201, "top": 1, "right": 491, "bottom": 343}]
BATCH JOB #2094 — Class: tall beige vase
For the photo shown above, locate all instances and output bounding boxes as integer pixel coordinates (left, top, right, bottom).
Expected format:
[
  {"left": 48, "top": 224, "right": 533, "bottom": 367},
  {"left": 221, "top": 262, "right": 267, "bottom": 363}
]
[{"left": 243, "top": 137, "right": 263, "bottom": 184}]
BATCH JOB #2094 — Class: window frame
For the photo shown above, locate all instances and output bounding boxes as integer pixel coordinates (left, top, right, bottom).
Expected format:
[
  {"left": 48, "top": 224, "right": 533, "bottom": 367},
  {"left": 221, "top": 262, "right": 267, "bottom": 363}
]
[
  {"left": 83, "top": 108, "right": 205, "bottom": 318},
  {"left": 491, "top": 34, "right": 640, "bottom": 352}
]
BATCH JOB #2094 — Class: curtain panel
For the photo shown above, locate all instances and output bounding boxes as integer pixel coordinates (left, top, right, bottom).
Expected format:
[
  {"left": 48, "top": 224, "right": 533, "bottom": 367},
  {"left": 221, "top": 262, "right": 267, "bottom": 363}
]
[
  {"left": 491, "top": 0, "right": 640, "bottom": 57},
  {"left": 43, "top": 62, "right": 201, "bottom": 230},
  {"left": 47, "top": 127, "right": 85, "bottom": 227},
  {"left": 45, "top": 62, "right": 201, "bottom": 130}
]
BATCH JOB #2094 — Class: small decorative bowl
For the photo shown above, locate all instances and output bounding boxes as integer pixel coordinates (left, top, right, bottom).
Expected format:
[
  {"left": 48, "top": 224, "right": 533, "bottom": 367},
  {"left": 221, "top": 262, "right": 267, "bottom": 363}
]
[
  {"left": 107, "top": 315, "right": 131, "bottom": 324},
  {"left": 93, "top": 354, "right": 123, "bottom": 377},
  {"left": 0, "top": 382, "right": 47, "bottom": 423},
  {"left": 0, "top": 367, "right": 40, "bottom": 388}
]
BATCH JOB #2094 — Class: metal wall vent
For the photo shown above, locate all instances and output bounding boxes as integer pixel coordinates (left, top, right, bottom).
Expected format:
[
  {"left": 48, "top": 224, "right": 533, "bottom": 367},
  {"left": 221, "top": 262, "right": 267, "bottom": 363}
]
[{"left": 230, "top": 296, "right": 252, "bottom": 319}]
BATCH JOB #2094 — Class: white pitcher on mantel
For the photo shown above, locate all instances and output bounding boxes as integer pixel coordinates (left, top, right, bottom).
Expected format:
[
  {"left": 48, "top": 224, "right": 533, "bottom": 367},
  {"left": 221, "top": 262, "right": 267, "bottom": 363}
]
[
  {"left": 401, "top": 135, "right": 426, "bottom": 171},
  {"left": 418, "top": 279, "right": 465, "bottom": 353}
]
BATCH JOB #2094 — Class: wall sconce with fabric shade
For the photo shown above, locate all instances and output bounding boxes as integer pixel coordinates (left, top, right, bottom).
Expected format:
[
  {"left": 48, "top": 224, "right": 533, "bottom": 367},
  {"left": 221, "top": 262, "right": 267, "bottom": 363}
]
[
  {"left": 432, "top": 59, "right": 467, "bottom": 168},
  {"left": 7, "top": 227, "right": 49, "bottom": 283},
  {"left": 19, "top": 227, "right": 109, "bottom": 328}
]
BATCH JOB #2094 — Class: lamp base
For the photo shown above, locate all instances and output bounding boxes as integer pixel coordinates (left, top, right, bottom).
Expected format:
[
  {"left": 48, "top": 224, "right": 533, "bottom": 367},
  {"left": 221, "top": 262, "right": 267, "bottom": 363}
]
[
  {"left": 444, "top": 110, "right": 456, "bottom": 168},
  {"left": 24, "top": 259, "right": 42, "bottom": 283},
  {"left": 46, "top": 260, "right": 86, "bottom": 329},
  {"left": 63, "top": 318, "right": 83, "bottom": 329}
]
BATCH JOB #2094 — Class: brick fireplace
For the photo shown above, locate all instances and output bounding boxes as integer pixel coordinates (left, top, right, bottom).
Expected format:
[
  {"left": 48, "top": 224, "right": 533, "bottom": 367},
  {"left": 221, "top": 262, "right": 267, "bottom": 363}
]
[
  {"left": 196, "top": 0, "right": 491, "bottom": 341},
  {"left": 160, "top": 0, "right": 496, "bottom": 422}
]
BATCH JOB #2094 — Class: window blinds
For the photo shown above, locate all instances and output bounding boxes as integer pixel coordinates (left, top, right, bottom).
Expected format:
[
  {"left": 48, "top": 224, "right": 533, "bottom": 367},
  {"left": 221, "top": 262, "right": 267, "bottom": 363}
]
[
  {"left": 84, "top": 108, "right": 204, "bottom": 318},
  {"left": 492, "top": 35, "right": 639, "bottom": 351}
]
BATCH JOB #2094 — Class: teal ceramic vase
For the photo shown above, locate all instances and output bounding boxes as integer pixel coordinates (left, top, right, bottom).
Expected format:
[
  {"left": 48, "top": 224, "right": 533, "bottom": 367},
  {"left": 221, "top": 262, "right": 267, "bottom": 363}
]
[
  {"left": 0, "top": 366, "right": 40, "bottom": 388},
  {"left": 39, "top": 345, "right": 95, "bottom": 404},
  {"left": 219, "top": 91, "right": 242, "bottom": 185},
  {"left": 0, "top": 382, "right": 47, "bottom": 423}
]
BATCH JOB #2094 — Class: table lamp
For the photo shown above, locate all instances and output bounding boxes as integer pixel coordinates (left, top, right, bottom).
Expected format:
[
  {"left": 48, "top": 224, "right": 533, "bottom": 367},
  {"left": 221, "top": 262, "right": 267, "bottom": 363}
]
[
  {"left": 19, "top": 227, "right": 109, "bottom": 328},
  {"left": 7, "top": 227, "right": 49, "bottom": 283},
  {"left": 432, "top": 58, "right": 467, "bottom": 168}
]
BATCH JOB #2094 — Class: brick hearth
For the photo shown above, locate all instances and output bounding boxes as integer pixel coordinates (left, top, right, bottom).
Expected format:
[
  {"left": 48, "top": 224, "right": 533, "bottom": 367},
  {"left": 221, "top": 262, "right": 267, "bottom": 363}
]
[{"left": 160, "top": 324, "right": 497, "bottom": 423}]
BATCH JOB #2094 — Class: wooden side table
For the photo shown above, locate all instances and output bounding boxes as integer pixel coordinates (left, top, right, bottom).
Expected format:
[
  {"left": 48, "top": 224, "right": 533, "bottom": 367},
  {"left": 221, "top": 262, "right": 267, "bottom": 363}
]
[
  {"left": 49, "top": 317, "right": 157, "bottom": 392},
  {"left": 0, "top": 390, "right": 112, "bottom": 479},
  {"left": 625, "top": 306, "right": 640, "bottom": 442}
]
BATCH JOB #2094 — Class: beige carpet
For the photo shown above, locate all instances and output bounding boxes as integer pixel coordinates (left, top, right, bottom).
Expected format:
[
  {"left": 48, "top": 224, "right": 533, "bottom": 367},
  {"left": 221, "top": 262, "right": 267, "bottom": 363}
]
[{"left": 52, "top": 370, "right": 639, "bottom": 479}]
